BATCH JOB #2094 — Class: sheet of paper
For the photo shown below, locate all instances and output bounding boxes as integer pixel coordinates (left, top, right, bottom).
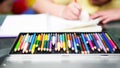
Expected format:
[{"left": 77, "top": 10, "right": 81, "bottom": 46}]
[
  {"left": 0, "top": 11, "right": 102, "bottom": 37},
  {"left": 0, "top": 14, "right": 47, "bottom": 37},
  {"left": 47, "top": 14, "right": 101, "bottom": 31}
]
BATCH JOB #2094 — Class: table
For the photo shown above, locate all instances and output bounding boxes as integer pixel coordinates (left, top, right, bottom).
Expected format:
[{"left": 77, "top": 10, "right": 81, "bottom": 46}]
[{"left": 0, "top": 16, "right": 120, "bottom": 68}]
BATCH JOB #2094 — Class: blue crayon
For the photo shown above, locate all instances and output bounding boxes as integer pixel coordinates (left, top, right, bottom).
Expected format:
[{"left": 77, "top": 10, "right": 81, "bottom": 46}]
[
  {"left": 101, "top": 33, "right": 113, "bottom": 53},
  {"left": 84, "top": 34, "right": 88, "bottom": 44},
  {"left": 29, "top": 33, "right": 36, "bottom": 52},
  {"left": 75, "top": 37, "right": 79, "bottom": 46},
  {"left": 27, "top": 35, "right": 33, "bottom": 50},
  {"left": 77, "top": 37, "right": 81, "bottom": 45},
  {"left": 90, "top": 34, "right": 100, "bottom": 52},
  {"left": 81, "top": 34, "right": 89, "bottom": 54},
  {"left": 72, "top": 34, "right": 78, "bottom": 53}
]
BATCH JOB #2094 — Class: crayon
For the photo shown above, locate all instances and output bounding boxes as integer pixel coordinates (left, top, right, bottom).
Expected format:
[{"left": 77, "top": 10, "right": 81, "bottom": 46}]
[
  {"left": 55, "top": 34, "right": 58, "bottom": 51},
  {"left": 29, "top": 33, "right": 36, "bottom": 52},
  {"left": 57, "top": 34, "right": 61, "bottom": 51},
  {"left": 52, "top": 34, "right": 56, "bottom": 46},
  {"left": 31, "top": 35, "right": 37, "bottom": 54},
  {"left": 84, "top": 34, "right": 88, "bottom": 44},
  {"left": 90, "top": 34, "right": 101, "bottom": 52},
  {"left": 65, "top": 33, "right": 69, "bottom": 54},
  {"left": 35, "top": 34, "right": 41, "bottom": 47},
  {"left": 104, "top": 33, "right": 115, "bottom": 51},
  {"left": 14, "top": 35, "right": 24, "bottom": 52},
  {"left": 95, "top": 33, "right": 107, "bottom": 53},
  {"left": 72, "top": 34, "right": 78, "bottom": 53},
  {"left": 81, "top": 34, "right": 89, "bottom": 54},
  {"left": 38, "top": 34, "right": 43, "bottom": 51},
  {"left": 49, "top": 34, "right": 52, "bottom": 52},
  {"left": 31, "top": 44, "right": 36, "bottom": 54},
  {"left": 21, "top": 34, "right": 29, "bottom": 50},
  {"left": 80, "top": 36, "right": 86, "bottom": 54},
  {"left": 62, "top": 34, "right": 66, "bottom": 51},
  {"left": 101, "top": 33, "right": 113, "bottom": 53},
  {"left": 60, "top": 34, "right": 63, "bottom": 49},
  {"left": 88, "top": 34, "right": 96, "bottom": 49},
  {"left": 74, "top": 33, "right": 79, "bottom": 46},
  {"left": 93, "top": 34, "right": 102, "bottom": 50},
  {"left": 22, "top": 35, "right": 30, "bottom": 53},
  {"left": 18, "top": 35, "right": 26, "bottom": 51},
  {"left": 44, "top": 34, "right": 48, "bottom": 51},
  {"left": 78, "top": 36, "right": 83, "bottom": 54},
  {"left": 105, "top": 33, "right": 117, "bottom": 49},
  {"left": 70, "top": 34, "right": 74, "bottom": 51},
  {"left": 86, "top": 34, "right": 94, "bottom": 51},
  {"left": 46, "top": 34, "right": 50, "bottom": 51},
  {"left": 26, "top": 35, "right": 33, "bottom": 53},
  {"left": 98, "top": 34, "right": 109, "bottom": 51},
  {"left": 102, "top": 32, "right": 114, "bottom": 51},
  {"left": 40, "top": 34, "right": 45, "bottom": 51},
  {"left": 67, "top": 34, "right": 71, "bottom": 48}
]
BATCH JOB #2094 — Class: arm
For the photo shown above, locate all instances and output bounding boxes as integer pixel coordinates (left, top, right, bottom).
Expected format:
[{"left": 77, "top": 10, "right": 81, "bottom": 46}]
[{"left": 32, "top": 0, "right": 81, "bottom": 20}]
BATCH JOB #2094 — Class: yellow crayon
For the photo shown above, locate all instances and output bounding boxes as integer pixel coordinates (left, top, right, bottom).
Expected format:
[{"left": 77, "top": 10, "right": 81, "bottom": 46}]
[
  {"left": 31, "top": 44, "right": 36, "bottom": 54},
  {"left": 41, "top": 34, "right": 45, "bottom": 51}
]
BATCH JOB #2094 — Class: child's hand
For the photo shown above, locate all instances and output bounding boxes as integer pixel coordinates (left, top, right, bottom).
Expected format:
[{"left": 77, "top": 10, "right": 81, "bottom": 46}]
[
  {"left": 60, "top": 2, "right": 81, "bottom": 20},
  {"left": 90, "top": 9, "right": 120, "bottom": 24}
]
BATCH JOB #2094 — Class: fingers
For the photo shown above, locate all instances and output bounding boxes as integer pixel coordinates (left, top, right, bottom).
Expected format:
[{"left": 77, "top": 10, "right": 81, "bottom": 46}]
[
  {"left": 64, "top": 2, "right": 81, "bottom": 20},
  {"left": 90, "top": 12, "right": 104, "bottom": 19},
  {"left": 102, "top": 16, "right": 117, "bottom": 24},
  {"left": 90, "top": 11, "right": 113, "bottom": 24},
  {"left": 69, "top": 6, "right": 81, "bottom": 17}
]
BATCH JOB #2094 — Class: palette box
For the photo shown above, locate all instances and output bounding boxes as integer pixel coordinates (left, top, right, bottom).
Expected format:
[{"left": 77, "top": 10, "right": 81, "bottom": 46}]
[{"left": 9, "top": 32, "right": 120, "bottom": 54}]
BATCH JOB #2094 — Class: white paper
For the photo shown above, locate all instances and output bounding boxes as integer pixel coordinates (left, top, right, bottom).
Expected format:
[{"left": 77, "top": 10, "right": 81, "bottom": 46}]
[
  {"left": 0, "top": 14, "right": 47, "bottom": 37},
  {"left": 0, "top": 10, "right": 102, "bottom": 37},
  {"left": 47, "top": 13, "right": 101, "bottom": 31}
]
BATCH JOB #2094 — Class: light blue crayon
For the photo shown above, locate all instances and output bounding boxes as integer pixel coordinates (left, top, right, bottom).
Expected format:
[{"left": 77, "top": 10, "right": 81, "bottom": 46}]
[
  {"left": 81, "top": 34, "right": 89, "bottom": 53},
  {"left": 72, "top": 34, "right": 78, "bottom": 53},
  {"left": 29, "top": 33, "right": 36, "bottom": 51}
]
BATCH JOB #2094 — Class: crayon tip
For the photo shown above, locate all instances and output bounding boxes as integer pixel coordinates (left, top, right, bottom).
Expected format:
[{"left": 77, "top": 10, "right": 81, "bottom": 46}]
[
  {"left": 38, "top": 48, "right": 40, "bottom": 51},
  {"left": 29, "top": 50, "right": 31, "bottom": 52},
  {"left": 107, "top": 48, "right": 109, "bottom": 51},
  {"left": 113, "top": 48, "right": 115, "bottom": 51},
  {"left": 94, "top": 46, "right": 96, "bottom": 49},
  {"left": 72, "top": 47, "right": 74, "bottom": 51},
  {"left": 84, "top": 51, "right": 87, "bottom": 54},
  {"left": 14, "top": 49, "right": 17, "bottom": 52},
  {"left": 41, "top": 48, "right": 43, "bottom": 51},
  {"left": 66, "top": 51, "right": 69, "bottom": 54},
  {"left": 46, "top": 48, "right": 49, "bottom": 51},
  {"left": 81, "top": 51, "right": 84, "bottom": 54},
  {"left": 98, "top": 49, "right": 101, "bottom": 52},
  {"left": 31, "top": 52, "right": 34, "bottom": 54},
  {"left": 87, "top": 51, "right": 90, "bottom": 54},
  {"left": 26, "top": 50, "right": 28, "bottom": 53},
  {"left": 44, "top": 48, "right": 46, "bottom": 51},
  {"left": 49, "top": 49, "right": 52, "bottom": 52},
  {"left": 115, "top": 46, "right": 117, "bottom": 49},
  {"left": 75, "top": 50, "right": 78, "bottom": 53},
  {"left": 55, "top": 48, "right": 57, "bottom": 51},
  {"left": 63, "top": 48, "right": 66, "bottom": 51},
  {"left": 92, "top": 48, "right": 94, "bottom": 51}
]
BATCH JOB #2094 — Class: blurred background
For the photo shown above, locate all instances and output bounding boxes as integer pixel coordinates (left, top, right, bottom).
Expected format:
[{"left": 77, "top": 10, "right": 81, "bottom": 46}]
[{"left": 0, "top": 0, "right": 36, "bottom": 14}]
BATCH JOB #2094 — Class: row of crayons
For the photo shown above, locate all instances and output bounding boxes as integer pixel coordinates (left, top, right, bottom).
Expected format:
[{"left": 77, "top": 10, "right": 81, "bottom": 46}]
[{"left": 12, "top": 32, "right": 119, "bottom": 54}]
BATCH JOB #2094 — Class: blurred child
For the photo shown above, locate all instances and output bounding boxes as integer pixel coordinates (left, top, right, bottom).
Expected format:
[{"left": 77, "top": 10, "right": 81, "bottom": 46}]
[
  {"left": 33, "top": 0, "right": 120, "bottom": 24},
  {"left": 0, "top": 0, "right": 13, "bottom": 14}
]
